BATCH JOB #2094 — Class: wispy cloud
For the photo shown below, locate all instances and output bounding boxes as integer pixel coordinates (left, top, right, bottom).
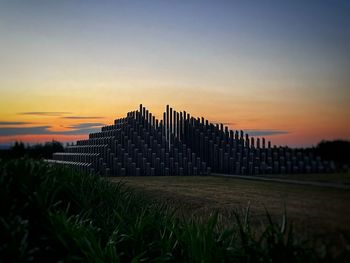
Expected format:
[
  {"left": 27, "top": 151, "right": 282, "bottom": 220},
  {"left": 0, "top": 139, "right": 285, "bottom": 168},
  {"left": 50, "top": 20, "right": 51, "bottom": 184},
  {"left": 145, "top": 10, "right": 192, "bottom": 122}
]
[
  {"left": 0, "top": 121, "right": 32, "bottom": 125},
  {"left": 66, "top": 123, "right": 105, "bottom": 129},
  {"left": 245, "top": 130, "right": 290, "bottom": 136},
  {"left": 62, "top": 116, "right": 104, "bottom": 120},
  {"left": 0, "top": 125, "right": 102, "bottom": 136},
  {"left": 18, "top": 112, "right": 72, "bottom": 116},
  {"left": 0, "top": 126, "right": 52, "bottom": 136}
]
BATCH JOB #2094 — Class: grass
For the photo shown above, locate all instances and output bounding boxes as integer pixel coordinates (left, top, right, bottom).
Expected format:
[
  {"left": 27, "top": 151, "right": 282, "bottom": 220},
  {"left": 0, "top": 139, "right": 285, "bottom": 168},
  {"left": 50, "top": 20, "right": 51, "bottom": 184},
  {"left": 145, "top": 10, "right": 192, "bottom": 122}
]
[
  {"left": 112, "top": 176, "right": 350, "bottom": 260},
  {"left": 1, "top": 159, "right": 348, "bottom": 262},
  {"left": 112, "top": 176, "right": 350, "bottom": 231}
]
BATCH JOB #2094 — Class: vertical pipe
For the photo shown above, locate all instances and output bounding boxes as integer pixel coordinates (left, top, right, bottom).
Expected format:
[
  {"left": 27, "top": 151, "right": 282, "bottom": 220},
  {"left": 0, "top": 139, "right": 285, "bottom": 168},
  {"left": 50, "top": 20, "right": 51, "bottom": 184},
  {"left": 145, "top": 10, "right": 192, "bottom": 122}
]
[
  {"left": 169, "top": 107, "right": 173, "bottom": 147},
  {"left": 166, "top": 105, "right": 169, "bottom": 143},
  {"left": 173, "top": 110, "right": 177, "bottom": 138},
  {"left": 225, "top": 126, "right": 229, "bottom": 143},
  {"left": 159, "top": 120, "right": 163, "bottom": 136},
  {"left": 170, "top": 107, "right": 173, "bottom": 136},
  {"left": 183, "top": 111, "right": 187, "bottom": 141},
  {"left": 187, "top": 114, "right": 191, "bottom": 145},
  {"left": 180, "top": 112, "right": 183, "bottom": 140},
  {"left": 139, "top": 104, "right": 143, "bottom": 120},
  {"left": 163, "top": 112, "right": 166, "bottom": 138},
  {"left": 177, "top": 112, "right": 180, "bottom": 140}
]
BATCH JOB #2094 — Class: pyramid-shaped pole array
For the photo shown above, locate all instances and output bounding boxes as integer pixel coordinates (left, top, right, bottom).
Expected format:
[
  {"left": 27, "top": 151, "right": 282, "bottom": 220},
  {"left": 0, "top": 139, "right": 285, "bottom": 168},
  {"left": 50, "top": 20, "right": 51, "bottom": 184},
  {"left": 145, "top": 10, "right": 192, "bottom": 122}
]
[{"left": 49, "top": 104, "right": 335, "bottom": 176}]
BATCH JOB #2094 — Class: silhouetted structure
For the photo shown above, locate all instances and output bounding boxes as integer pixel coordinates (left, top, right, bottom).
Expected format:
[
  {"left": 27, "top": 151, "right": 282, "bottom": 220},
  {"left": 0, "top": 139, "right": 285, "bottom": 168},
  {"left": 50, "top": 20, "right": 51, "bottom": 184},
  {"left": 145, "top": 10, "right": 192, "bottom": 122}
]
[{"left": 49, "top": 105, "right": 335, "bottom": 176}]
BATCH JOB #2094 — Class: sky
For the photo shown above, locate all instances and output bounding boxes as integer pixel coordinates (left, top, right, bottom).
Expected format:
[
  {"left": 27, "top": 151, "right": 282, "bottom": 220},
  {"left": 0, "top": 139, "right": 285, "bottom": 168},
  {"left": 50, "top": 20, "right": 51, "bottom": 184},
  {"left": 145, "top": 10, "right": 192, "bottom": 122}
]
[{"left": 0, "top": 0, "right": 349, "bottom": 148}]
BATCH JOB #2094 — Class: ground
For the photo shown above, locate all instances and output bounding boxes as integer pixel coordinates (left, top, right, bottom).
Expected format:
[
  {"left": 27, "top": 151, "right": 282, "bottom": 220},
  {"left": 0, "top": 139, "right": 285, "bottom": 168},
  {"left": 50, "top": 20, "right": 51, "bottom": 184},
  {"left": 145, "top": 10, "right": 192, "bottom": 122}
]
[{"left": 109, "top": 175, "right": 350, "bottom": 244}]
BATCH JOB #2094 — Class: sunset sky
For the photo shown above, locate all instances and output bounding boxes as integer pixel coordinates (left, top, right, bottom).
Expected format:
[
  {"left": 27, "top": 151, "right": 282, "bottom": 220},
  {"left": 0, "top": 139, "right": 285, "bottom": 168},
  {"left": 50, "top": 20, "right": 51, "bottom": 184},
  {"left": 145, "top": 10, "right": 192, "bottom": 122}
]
[{"left": 0, "top": 0, "right": 349, "bottom": 148}]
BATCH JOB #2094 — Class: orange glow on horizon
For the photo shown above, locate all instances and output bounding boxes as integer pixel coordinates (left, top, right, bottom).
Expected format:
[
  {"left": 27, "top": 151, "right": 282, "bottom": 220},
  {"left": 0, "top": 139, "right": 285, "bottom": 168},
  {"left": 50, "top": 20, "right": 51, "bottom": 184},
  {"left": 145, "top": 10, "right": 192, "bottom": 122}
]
[{"left": 1, "top": 102, "right": 349, "bottom": 148}]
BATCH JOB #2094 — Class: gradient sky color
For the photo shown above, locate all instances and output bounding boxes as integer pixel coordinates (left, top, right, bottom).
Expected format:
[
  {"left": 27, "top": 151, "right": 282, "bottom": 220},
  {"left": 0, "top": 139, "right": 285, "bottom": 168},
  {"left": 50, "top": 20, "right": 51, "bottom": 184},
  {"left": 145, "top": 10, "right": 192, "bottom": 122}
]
[{"left": 0, "top": 0, "right": 349, "bottom": 147}]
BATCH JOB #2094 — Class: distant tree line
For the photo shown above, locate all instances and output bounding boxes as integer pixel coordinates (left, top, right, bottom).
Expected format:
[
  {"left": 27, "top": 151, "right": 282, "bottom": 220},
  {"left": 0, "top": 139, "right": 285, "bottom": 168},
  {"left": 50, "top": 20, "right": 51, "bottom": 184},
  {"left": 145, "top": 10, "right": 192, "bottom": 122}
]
[
  {"left": 295, "top": 140, "right": 350, "bottom": 169},
  {"left": 0, "top": 141, "right": 64, "bottom": 159}
]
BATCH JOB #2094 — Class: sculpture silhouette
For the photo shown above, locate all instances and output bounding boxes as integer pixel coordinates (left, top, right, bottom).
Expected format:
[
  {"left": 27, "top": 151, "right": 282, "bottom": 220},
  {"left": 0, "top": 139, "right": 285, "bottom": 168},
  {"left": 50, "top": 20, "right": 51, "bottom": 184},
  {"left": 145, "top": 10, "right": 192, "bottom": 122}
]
[{"left": 49, "top": 104, "right": 335, "bottom": 176}]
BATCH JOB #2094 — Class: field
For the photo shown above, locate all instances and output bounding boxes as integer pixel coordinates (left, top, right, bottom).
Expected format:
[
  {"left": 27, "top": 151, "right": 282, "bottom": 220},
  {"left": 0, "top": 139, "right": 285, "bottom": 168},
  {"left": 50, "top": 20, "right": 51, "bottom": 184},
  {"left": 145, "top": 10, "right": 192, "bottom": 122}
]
[{"left": 112, "top": 176, "right": 350, "bottom": 241}]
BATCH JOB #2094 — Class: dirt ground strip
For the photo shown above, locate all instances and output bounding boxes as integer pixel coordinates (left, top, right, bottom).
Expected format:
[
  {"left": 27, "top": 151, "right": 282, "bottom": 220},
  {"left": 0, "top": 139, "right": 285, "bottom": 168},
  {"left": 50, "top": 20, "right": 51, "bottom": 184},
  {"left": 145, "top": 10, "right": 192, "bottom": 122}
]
[{"left": 109, "top": 175, "right": 350, "bottom": 240}]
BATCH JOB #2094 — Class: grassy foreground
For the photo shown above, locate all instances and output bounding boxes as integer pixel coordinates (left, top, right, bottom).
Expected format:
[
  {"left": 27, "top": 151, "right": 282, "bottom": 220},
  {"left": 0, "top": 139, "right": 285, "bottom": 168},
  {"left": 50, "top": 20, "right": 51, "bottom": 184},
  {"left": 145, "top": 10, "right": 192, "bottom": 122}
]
[
  {"left": 0, "top": 159, "right": 346, "bottom": 262},
  {"left": 114, "top": 176, "right": 350, "bottom": 238}
]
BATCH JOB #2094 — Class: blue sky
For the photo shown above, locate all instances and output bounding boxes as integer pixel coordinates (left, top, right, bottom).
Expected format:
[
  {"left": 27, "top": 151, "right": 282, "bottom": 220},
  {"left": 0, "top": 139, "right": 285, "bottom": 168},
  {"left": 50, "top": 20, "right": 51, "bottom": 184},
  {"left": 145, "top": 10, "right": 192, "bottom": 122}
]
[{"left": 0, "top": 0, "right": 349, "bottom": 147}]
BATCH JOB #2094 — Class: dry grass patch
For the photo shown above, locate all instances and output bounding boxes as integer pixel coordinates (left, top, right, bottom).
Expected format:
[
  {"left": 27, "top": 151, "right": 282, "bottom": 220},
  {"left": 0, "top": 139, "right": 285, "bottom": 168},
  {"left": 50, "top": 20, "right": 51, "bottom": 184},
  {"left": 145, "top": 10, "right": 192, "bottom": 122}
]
[{"left": 110, "top": 176, "right": 350, "bottom": 241}]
